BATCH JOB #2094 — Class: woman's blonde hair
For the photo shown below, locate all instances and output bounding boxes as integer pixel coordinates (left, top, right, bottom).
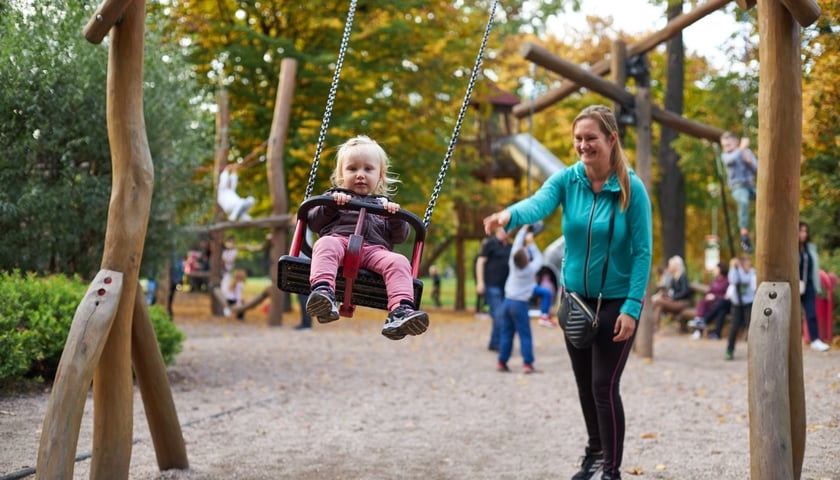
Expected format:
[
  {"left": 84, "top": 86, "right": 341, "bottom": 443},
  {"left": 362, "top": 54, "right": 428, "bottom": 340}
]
[
  {"left": 330, "top": 135, "right": 400, "bottom": 196},
  {"left": 572, "top": 105, "right": 631, "bottom": 210}
]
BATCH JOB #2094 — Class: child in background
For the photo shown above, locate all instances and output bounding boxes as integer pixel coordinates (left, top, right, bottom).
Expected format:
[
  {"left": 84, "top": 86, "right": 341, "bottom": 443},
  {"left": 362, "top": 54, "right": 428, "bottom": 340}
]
[
  {"left": 726, "top": 254, "right": 756, "bottom": 360},
  {"left": 688, "top": 261, "right": 729, "bottom": 339},
  {"left": 429, "top": 265, "right": 442, "bottom": 307},
  {"left": 497, "top": 226, "right": 542, "bottom": 374},
  {"left": 217, "top": 163, "right": 256, "bottom": 221},
  {"left": 224, "top": 269, "right": 247, "bottom": 321},
  {"left": 306, "top": 135, "right": 428, "bottom": 340}
]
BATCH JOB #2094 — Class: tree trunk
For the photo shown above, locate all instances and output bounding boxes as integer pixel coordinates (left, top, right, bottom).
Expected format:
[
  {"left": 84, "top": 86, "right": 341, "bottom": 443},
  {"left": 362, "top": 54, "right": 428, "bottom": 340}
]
[{"left": 655, "top": 1, "right": 686, "bottom": 263}]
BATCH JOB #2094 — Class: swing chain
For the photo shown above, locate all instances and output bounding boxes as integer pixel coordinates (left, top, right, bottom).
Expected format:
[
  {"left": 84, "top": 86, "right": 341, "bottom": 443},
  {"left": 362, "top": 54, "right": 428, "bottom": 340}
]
[
  {"left": 422, "top": 0, "right": 499, "bottom": 229},
  {"left": 303, "top": 0, "right": 358, "bottom": 201}
]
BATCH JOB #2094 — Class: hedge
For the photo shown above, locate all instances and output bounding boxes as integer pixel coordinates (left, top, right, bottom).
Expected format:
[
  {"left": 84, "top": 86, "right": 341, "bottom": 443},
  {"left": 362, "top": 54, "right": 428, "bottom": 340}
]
[{"left": 0, "top": 271, "right": 184, "bottom": 385}]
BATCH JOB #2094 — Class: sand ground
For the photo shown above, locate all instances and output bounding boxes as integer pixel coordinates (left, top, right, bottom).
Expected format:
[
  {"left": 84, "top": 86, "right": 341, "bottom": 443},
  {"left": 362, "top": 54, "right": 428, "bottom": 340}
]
[{"left": 1, "top": 292, "right": 839, "bottom": 479}]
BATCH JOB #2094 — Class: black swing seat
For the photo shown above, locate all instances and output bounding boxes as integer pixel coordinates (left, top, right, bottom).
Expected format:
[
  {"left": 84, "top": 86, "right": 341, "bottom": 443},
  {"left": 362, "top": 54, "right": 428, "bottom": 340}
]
[{"left": 277, "top": 194, "right": 425, "bottom": 312}]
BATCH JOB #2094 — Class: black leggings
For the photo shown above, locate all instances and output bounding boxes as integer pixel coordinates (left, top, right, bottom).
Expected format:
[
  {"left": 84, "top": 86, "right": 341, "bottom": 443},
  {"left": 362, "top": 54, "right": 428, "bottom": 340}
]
[{"left": 565, "top": 297, "right": 635, "bottom": 477}]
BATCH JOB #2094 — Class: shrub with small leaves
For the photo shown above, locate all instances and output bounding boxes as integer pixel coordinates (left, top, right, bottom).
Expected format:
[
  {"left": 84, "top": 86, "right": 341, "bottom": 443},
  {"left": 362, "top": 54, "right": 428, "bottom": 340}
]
[{"left": 0, "top": 271, "right": 185, "bottom": 385}]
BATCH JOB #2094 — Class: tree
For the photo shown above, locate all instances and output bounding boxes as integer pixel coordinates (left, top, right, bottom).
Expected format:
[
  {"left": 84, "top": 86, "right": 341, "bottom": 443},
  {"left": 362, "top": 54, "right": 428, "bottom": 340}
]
[
  {"left": 0, "top": 1, "right": 211, "bottom": 278},
  {"left": 800, "top": 0, "right": 840, "bottom": 251}
]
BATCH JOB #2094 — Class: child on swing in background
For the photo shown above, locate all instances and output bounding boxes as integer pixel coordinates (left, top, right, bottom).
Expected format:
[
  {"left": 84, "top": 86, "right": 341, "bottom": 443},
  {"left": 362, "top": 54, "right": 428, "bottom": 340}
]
[{"left": 305, "top": 135, "right": 429, "bottom": 340}]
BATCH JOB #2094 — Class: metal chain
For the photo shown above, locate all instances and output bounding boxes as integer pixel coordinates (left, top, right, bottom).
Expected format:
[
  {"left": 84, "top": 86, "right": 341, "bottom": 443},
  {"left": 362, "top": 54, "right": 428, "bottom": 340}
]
[
  {"left": 303, "top": 0, "right": 358, "bottom": 201},
  {"left": 422, "top": 0, "right": 499, "bottom": 229}
]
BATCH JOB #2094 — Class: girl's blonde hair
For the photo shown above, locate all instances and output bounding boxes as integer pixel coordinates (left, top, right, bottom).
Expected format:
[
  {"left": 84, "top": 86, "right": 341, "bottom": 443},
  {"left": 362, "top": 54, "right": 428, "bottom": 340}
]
[
  {"left": 572, "top": 105, "right": 631, "bottom": 211},
  {"left": 330, "top": 135, "right": 400, "bottom": 196}
]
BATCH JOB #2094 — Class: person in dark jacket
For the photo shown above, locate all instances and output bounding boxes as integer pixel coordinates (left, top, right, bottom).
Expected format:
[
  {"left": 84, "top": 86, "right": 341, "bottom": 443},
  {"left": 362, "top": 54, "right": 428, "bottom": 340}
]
[{"left": 305, "top": 135, "right": 428, "bottom": 340}]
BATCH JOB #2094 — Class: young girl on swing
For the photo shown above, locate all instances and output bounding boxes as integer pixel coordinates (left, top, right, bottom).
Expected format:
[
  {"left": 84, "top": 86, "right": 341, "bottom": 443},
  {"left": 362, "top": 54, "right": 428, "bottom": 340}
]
[{"left": 305, "top": 135, "right": 429, "bottom": 340}]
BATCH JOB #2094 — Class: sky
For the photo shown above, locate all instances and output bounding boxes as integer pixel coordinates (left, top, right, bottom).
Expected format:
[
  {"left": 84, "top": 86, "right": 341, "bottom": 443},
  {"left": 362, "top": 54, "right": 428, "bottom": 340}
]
[{"left": 546, "top": 0, "right": 747, "bottom": 72}]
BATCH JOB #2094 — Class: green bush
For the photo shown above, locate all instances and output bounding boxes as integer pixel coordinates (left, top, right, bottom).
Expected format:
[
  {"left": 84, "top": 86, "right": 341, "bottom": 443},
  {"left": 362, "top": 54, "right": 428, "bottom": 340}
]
[{"left": 0, "top": 271, "right": 185, "bottom": 385}]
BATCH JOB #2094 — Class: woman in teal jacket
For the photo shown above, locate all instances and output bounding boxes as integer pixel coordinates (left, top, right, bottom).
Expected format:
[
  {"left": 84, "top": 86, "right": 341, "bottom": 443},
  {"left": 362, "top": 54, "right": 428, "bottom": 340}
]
[{"left": 484, "top": 105, "right": 652, "bottom": 480}]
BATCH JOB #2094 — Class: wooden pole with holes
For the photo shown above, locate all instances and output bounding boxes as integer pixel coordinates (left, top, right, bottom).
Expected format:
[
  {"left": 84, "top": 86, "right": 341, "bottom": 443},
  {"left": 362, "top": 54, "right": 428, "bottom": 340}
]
[
  {"left": 750, "top": 0, "right": 820, "bottom": 477},
  {"left": 37, "top": 0, "right": 188, "bottom": 477}
]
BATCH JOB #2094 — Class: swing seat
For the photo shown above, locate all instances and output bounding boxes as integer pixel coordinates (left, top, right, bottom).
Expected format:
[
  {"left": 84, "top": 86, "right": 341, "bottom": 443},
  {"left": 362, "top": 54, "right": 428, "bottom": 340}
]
[{"left": 277, "top": 195, "right": 425, "bottom": 313}]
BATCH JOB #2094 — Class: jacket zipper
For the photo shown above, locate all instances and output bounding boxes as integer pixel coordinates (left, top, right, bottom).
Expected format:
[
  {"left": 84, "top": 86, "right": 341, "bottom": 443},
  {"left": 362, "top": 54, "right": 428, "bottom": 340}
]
[{"left": 583, "top": 192, "right": 598, "bottom": 296}]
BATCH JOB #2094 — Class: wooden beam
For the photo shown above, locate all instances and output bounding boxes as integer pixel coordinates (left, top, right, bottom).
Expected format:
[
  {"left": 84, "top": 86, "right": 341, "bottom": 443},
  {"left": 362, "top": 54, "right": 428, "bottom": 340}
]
[
  {"left": 37, "top": 271, "right": 123, "bottom": 480},
  {"left": 196, "top": 214, "right": 293, "bottom": 234},
  {"left": 777, "top": 0, "right": 821, "bottom": 27},
  {"left": 521, "top": 43, "right": 724, "bottom": 142},
  {"left": 512, "top": 0, "right": 732, "bottom": 118},
  {"left": 83, "top": 0, "right": 132, "bottom": 45},
  {"left": 755, "top": 0, "right": 806, "bottom": 477}
]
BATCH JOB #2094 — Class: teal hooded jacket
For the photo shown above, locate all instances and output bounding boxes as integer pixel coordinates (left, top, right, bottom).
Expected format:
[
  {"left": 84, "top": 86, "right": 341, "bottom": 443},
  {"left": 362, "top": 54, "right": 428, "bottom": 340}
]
[{"left": 505, "top": 161, "right": 652, "bottom": 320}]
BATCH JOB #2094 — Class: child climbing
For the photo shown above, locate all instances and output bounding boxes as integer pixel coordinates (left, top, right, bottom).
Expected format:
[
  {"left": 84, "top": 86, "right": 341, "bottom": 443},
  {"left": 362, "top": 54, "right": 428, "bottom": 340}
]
[
  {"left": 305, "top": 135, "right": 429, "bottom": 340},
  {"left": 217, "top": 163, "right": 256, "bottom": 221}
]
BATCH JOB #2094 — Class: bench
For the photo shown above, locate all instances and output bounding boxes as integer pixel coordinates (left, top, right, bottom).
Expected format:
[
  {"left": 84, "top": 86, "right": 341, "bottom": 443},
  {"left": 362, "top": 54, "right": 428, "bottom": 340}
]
[{"left": 673, "top": 281, "right": 733, "bottom": 334}]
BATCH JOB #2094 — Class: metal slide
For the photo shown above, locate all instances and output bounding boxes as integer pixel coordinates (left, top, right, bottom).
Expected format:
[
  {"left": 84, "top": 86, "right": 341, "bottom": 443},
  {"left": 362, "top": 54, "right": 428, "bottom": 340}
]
[
  {"left": 492, "top": 133, "right": 567, "bottom": 307},
  {"left": 492, "top": 133, "right": 567, "bottom": 182}
]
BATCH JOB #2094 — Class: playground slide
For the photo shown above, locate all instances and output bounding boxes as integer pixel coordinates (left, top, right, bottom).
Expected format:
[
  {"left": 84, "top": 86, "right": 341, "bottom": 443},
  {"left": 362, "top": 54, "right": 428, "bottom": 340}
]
[
  {"left": 493, "top": 134, "right": 567, "bottom": 307},
  {"left": 492, "top": 133, "right": 567, "bottom": 183}
]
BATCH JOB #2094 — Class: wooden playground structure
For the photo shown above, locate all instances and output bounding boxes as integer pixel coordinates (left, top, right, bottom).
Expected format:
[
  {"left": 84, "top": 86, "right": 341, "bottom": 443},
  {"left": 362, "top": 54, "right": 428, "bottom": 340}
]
[{"left": 35, "top": 0, "right": 822, "bottom": 479}]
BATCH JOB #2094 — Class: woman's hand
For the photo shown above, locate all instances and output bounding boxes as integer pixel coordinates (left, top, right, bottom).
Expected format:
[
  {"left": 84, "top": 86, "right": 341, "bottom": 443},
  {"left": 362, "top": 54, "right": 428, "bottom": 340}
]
[
  {"left": 613, "top": 313, "right": 636, "bottom": 342},
  {"left": 483, "top": 210, "right": 511, "bottom": 235}
]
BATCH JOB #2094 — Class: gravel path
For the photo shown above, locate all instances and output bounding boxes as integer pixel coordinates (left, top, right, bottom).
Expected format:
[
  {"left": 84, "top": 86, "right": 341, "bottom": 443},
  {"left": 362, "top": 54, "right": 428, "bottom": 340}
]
[{"left": 2, "top": 293, "right": 838, "bottom": 479}]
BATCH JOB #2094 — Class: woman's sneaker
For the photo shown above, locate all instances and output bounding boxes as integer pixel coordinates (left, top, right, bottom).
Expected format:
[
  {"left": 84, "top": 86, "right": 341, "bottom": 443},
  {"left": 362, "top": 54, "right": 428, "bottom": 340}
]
[
  {"left": 306, "top": 287, "right": 340, "bottom": 323},
  {"left": 381, "top": 305, "right": 429, "bottom": 340},
  {"left": 571, "top": 447, "right": 604, "bottom": 480}
]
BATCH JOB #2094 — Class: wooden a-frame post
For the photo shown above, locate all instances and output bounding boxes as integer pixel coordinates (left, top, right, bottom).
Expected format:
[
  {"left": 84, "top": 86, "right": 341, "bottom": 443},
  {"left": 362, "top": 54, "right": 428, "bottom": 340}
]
[
  {"left": 513, "top": 0, "right": 821, "bottom": 475},
  {"left": 36, "top": 0, "right": 188, "bottom": 477},
  {"left": 744, "top": 0, "right": 820, "bottom": 478}
]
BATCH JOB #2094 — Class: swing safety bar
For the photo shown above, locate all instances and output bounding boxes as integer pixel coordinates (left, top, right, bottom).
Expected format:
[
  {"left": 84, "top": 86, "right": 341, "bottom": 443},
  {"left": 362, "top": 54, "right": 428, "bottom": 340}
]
[{"left": 278, "top": 195, "right": 425, "bottom": 315}]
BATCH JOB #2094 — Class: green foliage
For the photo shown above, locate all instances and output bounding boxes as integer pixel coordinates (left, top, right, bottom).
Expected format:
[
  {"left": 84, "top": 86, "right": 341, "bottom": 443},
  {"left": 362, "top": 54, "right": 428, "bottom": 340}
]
[
  {"left": 0, "top": 1, "right": 213, "bottom": 279},
  {"left": 0, "top": 271, "right": 185, "bottom": 385},
  {"left": 148, "top": 302, "right": 186, "bottom": 366}
]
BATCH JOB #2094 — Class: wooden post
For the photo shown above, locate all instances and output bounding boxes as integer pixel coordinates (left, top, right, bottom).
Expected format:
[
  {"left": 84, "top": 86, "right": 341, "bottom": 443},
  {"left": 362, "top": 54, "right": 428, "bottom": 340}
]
[
  {"left": 455, "top": 237, "right": 466, "bottom": 311},
  {"left": 748, "top": 282, "right": 793, "bottom": 479},
  {"left": 210, "top": 88, "right": 230, "bottom": 316},
  {"left": 131, "top": 284, "right": 188, "bottom": 470},
  {"left": 754, "top": 1, "right": 806, "bottom": 477},
  {"left": 266, "top": 58, "right": 297, "bottom": 326},
  {"left": 633, "top": 87, "right": 656, "bottom": 359},
  {"left": 37, "top": 271, "right": 123, "bottom": 479},
  {"left": 611, "top": 40, "right": 627, "bottom": 121},
  {"left": 90, "top": 0, "right": 153, "bottom": 477}
]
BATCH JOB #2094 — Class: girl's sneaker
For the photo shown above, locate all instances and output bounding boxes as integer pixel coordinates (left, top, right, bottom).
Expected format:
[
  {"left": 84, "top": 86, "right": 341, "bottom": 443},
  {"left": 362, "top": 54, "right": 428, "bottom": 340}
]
[
  {"left": 381, "top": 305, "right": 429, "bottom": 340},
  {"left": 306, "top": 287, "right": 340, "bottom": 323},
  {"left": 538, "top": 314, "right": 556, "bottom": 328}
]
